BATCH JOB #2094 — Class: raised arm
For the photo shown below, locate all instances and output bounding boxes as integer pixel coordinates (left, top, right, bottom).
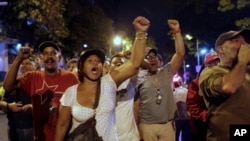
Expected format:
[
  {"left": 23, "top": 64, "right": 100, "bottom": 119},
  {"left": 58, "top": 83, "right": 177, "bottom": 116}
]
[
  {"left": 168, "top": 19, "right": 185, "bottom": 74},
  {"left": 111, "top": 16, "right": 150, "bottom": 87},
  {"left": 221, "top": 43, "right": 250, "bottom": 94},
  {"left": 3, "top": 47, "right": 33, "bottom": 91}
]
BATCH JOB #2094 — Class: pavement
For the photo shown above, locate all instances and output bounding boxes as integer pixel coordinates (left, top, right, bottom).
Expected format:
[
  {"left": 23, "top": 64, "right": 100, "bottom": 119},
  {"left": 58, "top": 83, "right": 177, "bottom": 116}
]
[{"left": 0, "top": 110, "right": 8, "bottom": 141}]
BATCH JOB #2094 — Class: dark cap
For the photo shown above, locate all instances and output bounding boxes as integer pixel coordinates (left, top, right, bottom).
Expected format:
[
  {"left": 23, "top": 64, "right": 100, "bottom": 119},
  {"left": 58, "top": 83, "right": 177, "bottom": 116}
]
[
  {"left": 77, "top": 49, "right": 105, "bottom": 82},
  {"left": 38, "top": 41, "right": 61, "bottom": 52},
  {"left": 146, "top": 48, "right": 157, "bottom": 56},
  {"left": 78, "top": 49, "right": 105, "bottom": 67},
  {"left": 215, "top": 28, "right": 250, "bottom": 48}
]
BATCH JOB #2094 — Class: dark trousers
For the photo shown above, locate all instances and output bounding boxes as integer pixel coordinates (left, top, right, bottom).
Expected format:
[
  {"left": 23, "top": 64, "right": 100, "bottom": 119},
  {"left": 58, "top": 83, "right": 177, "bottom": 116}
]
[
  {"left": 16, "top": 128, "right": 34, "bottom": 141},
  {"left": 8, "top": 126, "right": 18, "bottom": 141},
  {"left": 191, "top": 120, "right": 208, "bottom": 141},
  {"left": 175, "top": 119, "right": 192, "bottom": 141}
]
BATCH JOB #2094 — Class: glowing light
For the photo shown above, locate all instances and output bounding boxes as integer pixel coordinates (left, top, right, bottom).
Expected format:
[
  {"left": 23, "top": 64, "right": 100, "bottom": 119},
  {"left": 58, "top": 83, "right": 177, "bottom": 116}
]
[
  {"left": 200, "top": 48, "right": 207, "bottom": 55},
  {"left": 185, "top": 34, "right": 193, "bottom": 40},
  {"left": 83, "top": 44, "right": 88, "bottom": 48},
  {"left": 113, "top": 36, "right": 122, "bottom": 46}
]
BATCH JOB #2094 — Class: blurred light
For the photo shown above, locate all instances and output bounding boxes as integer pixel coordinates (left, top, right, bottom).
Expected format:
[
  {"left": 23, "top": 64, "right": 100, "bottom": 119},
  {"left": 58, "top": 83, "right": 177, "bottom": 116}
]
[
  {"left": 83, "top": 44, "right": 88, "bottom": 48},
  {"left": 113, "top": 36, "right": 122, "bottom": 46},
  {"left": 173, "top": 74, "right": 182, "bottom": 82},
  {"left": 27, "top": 17, "right": 33, "bottom": 26},
  {"left": 185, "top": 34, "right": 193, "bottom": 40},
  {"left": 9, "top": 43, "right": 22, "bottom": 55},
  {"left": 200, "top": 48, "right": 207, "bottom": 55},
  {"left": 185, "top": 64, "right": 190, "bottom": 68},
  {"left": 122, "top": 40, "right": 126, "bottom": 45},
  {"left": 0, "top": 2, "right": 8, "bottom": 6},
  {"left": 16, "top": 43, "right": 22, "bottom": 50}
]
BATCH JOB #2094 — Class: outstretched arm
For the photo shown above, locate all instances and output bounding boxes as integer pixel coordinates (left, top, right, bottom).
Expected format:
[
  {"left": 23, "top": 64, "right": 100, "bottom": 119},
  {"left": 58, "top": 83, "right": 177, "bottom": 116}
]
[
  {"left": 111, "top": 16, "right": 150, "bottom": 87},
  {"left": 168, "top": 19, "right": 185, "bottom": 74},
  {"left": 3, "top": 47, "right": 33, "bottom": 91}
]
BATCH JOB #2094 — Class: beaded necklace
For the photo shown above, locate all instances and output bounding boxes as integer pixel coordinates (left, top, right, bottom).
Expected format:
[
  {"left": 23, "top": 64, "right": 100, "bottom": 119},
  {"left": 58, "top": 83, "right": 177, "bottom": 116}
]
[{"left": 148, "top": 72, "right": 162, "bottom": 104}]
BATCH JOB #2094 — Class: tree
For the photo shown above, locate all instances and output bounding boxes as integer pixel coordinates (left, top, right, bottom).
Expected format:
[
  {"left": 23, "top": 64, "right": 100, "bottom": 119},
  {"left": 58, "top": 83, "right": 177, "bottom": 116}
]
[
  {"left": 1, "top": 0, "right": 31, "bottom": 42},
  {"left": 63, "top": 1, "right": 114, "bottom": 57},
  {"left": 218, "top": 0, "right": 250, "bottom": 28},
  {"left": 0, "top": 0, "right": 69, "bottom": 51},
  {"left": 1, "top": 0, "right": 115, "bottom": 59},
  {"left": 15, "top": 0, "right": 69, "bottom": 40}
]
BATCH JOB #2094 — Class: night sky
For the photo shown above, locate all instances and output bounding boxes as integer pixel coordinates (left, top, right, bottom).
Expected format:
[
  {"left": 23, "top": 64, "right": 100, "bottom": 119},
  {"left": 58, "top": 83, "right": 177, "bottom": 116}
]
[
  {"left": 111, "top": 0, "right": 249, "bottom": 50},
  {"left": 112, "top": 0, "right": 174, "bottom": 49},
  {"left": 108, "top": 0, "right": 250, "bottom": 78}
]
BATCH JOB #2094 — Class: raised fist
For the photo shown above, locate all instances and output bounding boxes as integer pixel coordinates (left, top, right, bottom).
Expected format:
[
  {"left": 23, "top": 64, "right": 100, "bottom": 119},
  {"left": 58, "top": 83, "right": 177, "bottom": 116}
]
[{"left": 133, "top": 16, "right": 150, "bottom": 33}]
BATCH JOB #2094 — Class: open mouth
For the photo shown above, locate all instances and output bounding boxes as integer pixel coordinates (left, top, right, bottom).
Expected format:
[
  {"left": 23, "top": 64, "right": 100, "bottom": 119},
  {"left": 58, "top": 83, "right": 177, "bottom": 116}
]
[
  {"left": 45, "top": 59, "right": 54, "bottom": 64},
  {"left": 151, "top": 63, "right": 157, "bottom": 67},
  {"left": 91, "top": 67, "right": 98, "bottom": 74}
]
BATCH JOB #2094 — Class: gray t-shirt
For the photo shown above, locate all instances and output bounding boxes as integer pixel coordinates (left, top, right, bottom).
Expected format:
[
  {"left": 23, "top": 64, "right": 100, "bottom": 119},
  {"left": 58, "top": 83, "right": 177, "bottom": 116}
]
[{"left": 136, "top": 63, "right": 177, "bottom": 124}]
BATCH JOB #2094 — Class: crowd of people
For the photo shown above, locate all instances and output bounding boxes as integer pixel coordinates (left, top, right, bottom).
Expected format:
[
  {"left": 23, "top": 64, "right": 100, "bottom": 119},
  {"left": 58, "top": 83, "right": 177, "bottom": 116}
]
[{"left": 0, "top": 15, "right": 250, "bottom": 141}]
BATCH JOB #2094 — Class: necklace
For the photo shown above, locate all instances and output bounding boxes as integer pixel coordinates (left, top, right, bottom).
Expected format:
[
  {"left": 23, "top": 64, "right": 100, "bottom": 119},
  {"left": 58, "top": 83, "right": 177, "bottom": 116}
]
[{"left": 148, "top": 72, "right": 162, "bottom": 104}]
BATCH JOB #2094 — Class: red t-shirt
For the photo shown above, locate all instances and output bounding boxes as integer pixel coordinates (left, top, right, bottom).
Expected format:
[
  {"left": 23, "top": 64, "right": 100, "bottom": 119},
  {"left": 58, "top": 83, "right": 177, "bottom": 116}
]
[
  {"left": 19, "top": 70, "right": 79, "bottom": 141},
  {"left": 186, "top": 78, "right": 208, "bottom": 133}
]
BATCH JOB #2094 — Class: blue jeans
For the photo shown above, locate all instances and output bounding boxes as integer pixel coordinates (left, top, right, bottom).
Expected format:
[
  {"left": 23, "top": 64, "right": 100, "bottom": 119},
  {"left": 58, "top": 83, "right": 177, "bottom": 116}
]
[{"left": 16, "top": 128, "right": 34, "bottom": 141}]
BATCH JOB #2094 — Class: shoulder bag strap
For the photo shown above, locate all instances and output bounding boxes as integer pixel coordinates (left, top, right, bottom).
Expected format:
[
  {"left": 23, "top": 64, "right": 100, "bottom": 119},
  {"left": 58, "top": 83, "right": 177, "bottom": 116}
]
[
  {"left": 93, "top": 81, "right": 101, "bottom": 109},
  {"left": 67, "top": 81, "right": 101, "bottom": 140}
]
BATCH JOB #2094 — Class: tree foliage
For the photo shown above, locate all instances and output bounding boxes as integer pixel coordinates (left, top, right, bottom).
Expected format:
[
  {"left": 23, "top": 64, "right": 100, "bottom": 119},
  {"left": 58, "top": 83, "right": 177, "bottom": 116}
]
[
  {"left": 14, "top": 0, "right": 69, "bottom": 40},
  {"left": 64, "top": 1, "right": 114, "bottom": 57},
  {"left": 1, "top": 0, "right": 115, "bottom": 59},
  {"left": 218, "top": 0, "right": 250, "bottom": 28}
]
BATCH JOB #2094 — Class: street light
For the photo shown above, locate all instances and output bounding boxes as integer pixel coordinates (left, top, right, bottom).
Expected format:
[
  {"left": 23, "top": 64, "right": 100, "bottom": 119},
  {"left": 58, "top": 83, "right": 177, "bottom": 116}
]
[
  {"left": 109, "top": 35, "right": 122, "bottom": 57},
  {"left": 113, "top": 35, "right": 122, "bottom": 46},
  {"left": 185, "top": 34, "right": 201, "bottom": 73},
  {"left": 112, "top": 35, "right": 125, "bottom": 54},
  {"left": 196, "top": 39, "right": 200, "bottom": 66}
]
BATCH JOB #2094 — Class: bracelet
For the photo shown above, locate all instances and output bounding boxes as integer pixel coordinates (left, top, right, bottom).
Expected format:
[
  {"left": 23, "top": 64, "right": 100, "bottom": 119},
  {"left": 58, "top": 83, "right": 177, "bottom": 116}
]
[
  {"left": 6, "top": 103, "right": 9, "bottom": 110},
  {"left": 135, "top": 32, "right": 148, "bottom": 40},
  {"left": 172, "top": 29, "right": 181, "bottom": 34},
  {"left": 135, "top": 37, "right": 147, "bottom": 40},
  {"left": 136, "top": 32, "right": 148, "bottom": 36}
]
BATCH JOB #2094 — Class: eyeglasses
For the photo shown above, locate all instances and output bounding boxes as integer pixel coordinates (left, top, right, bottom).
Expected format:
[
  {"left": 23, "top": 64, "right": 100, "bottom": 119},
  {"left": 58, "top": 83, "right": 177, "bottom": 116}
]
[
  {"left": 156, "top": 89, "right": 162, "bottom": 104},
  {"left": 146, "top": 55, "right": 158, "bottom": 60}
]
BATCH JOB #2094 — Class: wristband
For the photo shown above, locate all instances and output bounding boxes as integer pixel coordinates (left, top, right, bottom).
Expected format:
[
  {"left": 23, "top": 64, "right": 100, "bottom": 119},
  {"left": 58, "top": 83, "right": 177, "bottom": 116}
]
[
  {"left": 135, "top": 32, "right": 148, "bottom": 40},
  {"left": 173, "top": 29, "right": 181, "bottom": 34},
  {"left": 135, "top": 37, "right": 147, "bottom": 40},
  {"left": 6, "top": 103, "right": 9, "bottom": 110},
  {"left": 136, "top": 32, "right": 148, "bottom": 36}
]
